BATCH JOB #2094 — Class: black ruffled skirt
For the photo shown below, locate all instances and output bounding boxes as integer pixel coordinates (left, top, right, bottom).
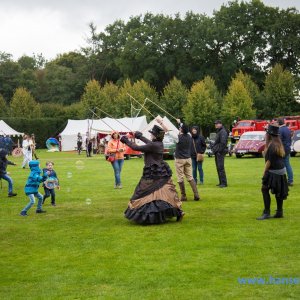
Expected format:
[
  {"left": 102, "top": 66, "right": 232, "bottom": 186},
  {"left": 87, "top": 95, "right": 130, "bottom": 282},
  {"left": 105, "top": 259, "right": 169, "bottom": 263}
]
[
  {"left": 125, "top": 200, "right": 181, "bottom": 225},
  {"left": 262, "top": 171, "right": 289, "bottom": 200}
]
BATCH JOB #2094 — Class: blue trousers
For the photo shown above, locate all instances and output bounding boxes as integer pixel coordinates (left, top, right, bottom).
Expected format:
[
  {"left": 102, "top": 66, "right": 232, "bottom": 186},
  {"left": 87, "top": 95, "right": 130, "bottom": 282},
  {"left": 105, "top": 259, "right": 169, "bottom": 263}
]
[
  {"left": 0, "top": 174, "right": 13, "bottom": 193},
  {"left": 111, "top": 159, "right": 124, "bottom": 186},
  {"left": 21, "top": 193, "right": 43, "bottom": 212},
  {"left": 191, "top": 157, "right": 204, "bottom": 183},
  {"left": 284, "top": 154, "right": 293, "bottom": 184}
]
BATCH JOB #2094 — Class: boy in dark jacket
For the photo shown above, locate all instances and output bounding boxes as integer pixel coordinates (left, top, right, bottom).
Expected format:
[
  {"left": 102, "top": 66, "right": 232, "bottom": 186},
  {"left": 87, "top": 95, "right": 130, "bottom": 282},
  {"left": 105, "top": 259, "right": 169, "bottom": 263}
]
[
  {"left": 42, "top": 161, "right": 60, "bottom": 206},
  {"left": 20, "top": 160, "right": 46, "bottom": 216},
  {"left": 0, "top": 148, "right": 17, "bottom": 197}
]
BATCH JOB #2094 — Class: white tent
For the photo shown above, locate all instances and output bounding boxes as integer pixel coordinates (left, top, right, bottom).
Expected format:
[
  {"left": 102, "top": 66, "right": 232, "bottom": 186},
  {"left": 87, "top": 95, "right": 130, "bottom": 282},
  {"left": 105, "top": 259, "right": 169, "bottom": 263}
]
[
  {"left": 0, "top": 120, "right": 23, "bottom": 136},
  {"left": 142, "top": 116, "right": 179, "bottom": 140},
  {"left": 60, "top": 116, "right": 148, "bottom": 151}
]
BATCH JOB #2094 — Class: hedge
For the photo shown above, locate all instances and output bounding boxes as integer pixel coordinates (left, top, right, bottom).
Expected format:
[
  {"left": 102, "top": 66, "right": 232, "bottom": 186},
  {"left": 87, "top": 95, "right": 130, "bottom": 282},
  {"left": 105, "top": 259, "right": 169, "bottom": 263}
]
[{"left": 2, "top": 117, "right": 68, "bottom": 149}]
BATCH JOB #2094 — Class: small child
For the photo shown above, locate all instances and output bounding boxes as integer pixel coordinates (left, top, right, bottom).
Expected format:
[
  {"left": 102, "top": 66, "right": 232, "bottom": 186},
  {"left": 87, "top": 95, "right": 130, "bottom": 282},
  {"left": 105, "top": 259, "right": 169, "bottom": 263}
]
[
  {"left": 20, "top": 160, "right": 46, "bottom": 216},
  {"left": 42, "top": 161, "right": 60, "bottom": 206},
  {"left": 0, "top": 149, "right": 17, "bottom": 197}
]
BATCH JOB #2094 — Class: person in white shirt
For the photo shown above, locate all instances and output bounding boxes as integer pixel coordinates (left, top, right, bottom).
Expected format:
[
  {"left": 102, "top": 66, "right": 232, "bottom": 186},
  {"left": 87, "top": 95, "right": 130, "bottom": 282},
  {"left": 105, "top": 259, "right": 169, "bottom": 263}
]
[{"left": 22, "top": 134, "right": 33, "bottom": 169}]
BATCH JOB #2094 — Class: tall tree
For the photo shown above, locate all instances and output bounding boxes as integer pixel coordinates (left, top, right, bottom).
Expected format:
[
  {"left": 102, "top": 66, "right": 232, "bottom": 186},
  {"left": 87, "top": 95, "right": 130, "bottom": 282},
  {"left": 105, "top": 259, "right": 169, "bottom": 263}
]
[
  {"left": 118, "top": 79, "right": 159, "bottom": 119},
  {"left": 183, "top": 76, "right": 219, "bottom": 135},
  {"left": 81, "top": 79, "right": 102, "bottom": 117},
  {"left": 234, "top": 70, "right": 262, "bottom": 116},
  {"left": 10, "top": 87, "right": 41, "bottom": 118},
  {"left": 222, "top": 79, "right": 256, "bottom": 126},
  {"left": 160, "top": 77, "right": 188, "bottom": 120},
  {"left": 0, "top": 94, "right": 8, "bottom": 117},
  {"left": 262, "top": 64, "right": 297, "bottom": 118}
]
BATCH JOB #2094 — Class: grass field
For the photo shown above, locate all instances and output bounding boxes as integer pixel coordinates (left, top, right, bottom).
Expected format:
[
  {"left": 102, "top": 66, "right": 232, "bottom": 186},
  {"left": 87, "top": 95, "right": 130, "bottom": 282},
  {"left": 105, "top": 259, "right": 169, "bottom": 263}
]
[{"left": 0, "top": 150, "right": 299, "bottom": 299}]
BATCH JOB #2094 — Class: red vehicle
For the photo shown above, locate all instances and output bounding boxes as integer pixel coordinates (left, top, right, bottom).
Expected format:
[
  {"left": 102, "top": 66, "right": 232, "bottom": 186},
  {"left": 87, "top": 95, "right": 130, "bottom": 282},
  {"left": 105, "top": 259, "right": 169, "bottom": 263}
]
[
  {"left": 233, "top": 131, "right": 266, "bottom": 158},
  {"left": 124, "top": 133, "right": 143, "bottom": 160},
  {"left": 282, "top": 116, "right": 300, "bottom": 132},
  {"left": 231, "top": 120, "right": 269, "bottom": 140}
]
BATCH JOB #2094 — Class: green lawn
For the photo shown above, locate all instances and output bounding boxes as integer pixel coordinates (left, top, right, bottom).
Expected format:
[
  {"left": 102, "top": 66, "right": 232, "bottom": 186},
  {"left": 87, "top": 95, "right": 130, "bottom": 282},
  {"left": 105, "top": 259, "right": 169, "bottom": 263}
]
[{"left": 0, "top": 151, "right": 299, "bottom": 299}]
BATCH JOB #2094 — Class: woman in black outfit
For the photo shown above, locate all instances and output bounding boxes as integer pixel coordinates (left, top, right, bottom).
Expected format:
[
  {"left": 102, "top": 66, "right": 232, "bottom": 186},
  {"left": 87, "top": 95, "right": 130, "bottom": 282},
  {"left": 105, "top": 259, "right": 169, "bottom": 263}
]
[
  {"left": 120, "top": 125, "right": 184, "bottom": 224},
  {"left": 257, "top": 124, "right": 288, "bottom": 220}
]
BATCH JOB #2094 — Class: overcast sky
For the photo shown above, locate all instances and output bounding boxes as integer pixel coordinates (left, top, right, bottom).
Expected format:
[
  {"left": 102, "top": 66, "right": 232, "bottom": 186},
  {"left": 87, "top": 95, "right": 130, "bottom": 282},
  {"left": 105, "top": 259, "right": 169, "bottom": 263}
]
[{"left": 0, "top": 0, "right": 299, "bottom": 60}]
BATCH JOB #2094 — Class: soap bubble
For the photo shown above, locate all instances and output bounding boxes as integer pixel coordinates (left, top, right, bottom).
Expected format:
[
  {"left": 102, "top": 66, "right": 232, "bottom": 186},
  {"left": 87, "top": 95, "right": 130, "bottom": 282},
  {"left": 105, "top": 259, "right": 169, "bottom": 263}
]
[
  {"left": 66, "top": 187, "right": 71, "bottom": 193},
  {"left": 86, "top": 198, "right": 92, "bottom": 205},
  {"left": 67, "top": 172, "right": 73, "bottom": 179},
  {"left": 75, "top": 160, "right": 85, "bottom": 170}
]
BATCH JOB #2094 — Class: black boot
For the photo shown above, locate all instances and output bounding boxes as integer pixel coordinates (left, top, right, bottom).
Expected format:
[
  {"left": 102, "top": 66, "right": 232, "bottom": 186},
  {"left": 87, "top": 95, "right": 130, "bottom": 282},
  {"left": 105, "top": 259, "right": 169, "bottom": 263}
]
[
  {"left": 176, "top": 210, "right": 185, "bottom": 222},
  {"left": 274, "top": 197, "right": 283, "bottom": 218},
  {"left": 256, "top": 210, "right": 271, "bottom": 220},
  {"left": 273, "top": 210, "right": 283, "bottom": 218},
  {"left": 178, "top": 182, "right": 187, "bottom": 201},
  {"left": 188, "top": 180, "right": 200, "bottom": 201}
]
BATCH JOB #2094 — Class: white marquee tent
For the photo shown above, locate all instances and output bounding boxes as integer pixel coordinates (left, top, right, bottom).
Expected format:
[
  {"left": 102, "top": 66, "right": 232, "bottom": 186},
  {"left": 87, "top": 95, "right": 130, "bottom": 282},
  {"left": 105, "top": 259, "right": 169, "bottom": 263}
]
[
  {"left": 60, "top": 116, "right": 148, "bottom": 151},
  {"left": 0, "top": 120, "right": 23, "bottom": 136},
  {"left": 142, "top": 116, "right": 179, "bottom": 140}
]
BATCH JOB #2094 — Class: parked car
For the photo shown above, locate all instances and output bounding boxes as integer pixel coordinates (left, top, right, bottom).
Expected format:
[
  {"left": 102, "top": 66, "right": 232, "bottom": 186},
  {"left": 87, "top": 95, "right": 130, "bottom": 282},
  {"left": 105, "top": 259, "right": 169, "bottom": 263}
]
[
  {"left": 162, "top": 135, "right": 176, "bottom": 159},
  {"left": 233, "top": 131, "right": 266, "bottom": 158},
  {"left": 205, "top": 133, "right": 233, "bottom": 157},
  {"left": 291, "top": 129, "right": 300, "bottom": 157}
]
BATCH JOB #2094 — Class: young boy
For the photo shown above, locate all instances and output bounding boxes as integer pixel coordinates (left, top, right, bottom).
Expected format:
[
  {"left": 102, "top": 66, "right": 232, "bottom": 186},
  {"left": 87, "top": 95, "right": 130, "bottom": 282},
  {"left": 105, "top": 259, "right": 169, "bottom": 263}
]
[
  {"left": 42, "top": 161, "right": 60, "bottom": 206},
  {"left": 20, "top": 160, "right": 46, "bottom": 216},
  {"left": 0, "top": 149, "right": 17, "bottom": 197}
]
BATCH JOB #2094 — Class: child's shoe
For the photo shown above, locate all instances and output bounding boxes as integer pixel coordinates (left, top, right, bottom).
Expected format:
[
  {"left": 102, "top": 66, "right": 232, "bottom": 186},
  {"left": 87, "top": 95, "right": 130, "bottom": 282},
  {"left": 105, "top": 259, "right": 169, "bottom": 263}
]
[
  {"left": 8, "top": 192, "right": 17, "bottom": 197},
  {"left": 36, "top": 209, "right": 47, "bottom": 213},
  {"left": 20, "top": 211, "right": 28, "bottom": 216}
]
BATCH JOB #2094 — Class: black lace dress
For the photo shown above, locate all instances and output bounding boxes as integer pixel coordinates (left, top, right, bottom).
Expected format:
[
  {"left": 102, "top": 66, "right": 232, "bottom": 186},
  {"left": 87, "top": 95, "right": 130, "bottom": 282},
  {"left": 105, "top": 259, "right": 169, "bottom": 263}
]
[{"left": 121, "top": 135, "right": 183, "bottom": 224}]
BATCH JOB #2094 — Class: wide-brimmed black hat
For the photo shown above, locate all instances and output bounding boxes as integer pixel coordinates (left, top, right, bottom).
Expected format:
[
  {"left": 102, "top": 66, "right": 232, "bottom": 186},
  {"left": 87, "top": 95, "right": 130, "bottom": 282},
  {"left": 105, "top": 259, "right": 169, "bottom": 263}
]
[
  {"left": 149, "top": 125, "right": 164, "bottom": 136},
  {"left": 149, "top": 125, "right": 165, "bottom": 141},
  {"left": 266, "top": 124, "right": 280, "bottom": 136}
]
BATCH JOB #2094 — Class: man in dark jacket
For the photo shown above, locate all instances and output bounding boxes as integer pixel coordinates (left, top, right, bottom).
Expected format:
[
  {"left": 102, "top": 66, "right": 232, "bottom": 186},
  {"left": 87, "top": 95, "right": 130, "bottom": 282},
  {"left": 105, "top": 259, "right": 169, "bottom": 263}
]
[
  {"left": 157, "top": 117, "right": 200, "bottom": 201},
  {"left": 278, "top": 118, "right": 293, "bottom": 186},
  {"left": 212, "top": 120, "right": 228, "bottom": 188},
  {"left": 190, "top": 126, "right": 206, "bottom": 184}
]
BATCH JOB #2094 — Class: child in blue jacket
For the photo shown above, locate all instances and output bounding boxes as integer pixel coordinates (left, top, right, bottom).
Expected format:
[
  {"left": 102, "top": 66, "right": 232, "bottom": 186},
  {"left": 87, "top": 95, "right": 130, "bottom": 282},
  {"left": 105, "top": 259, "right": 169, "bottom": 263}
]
[{"left": 20, "top": 160, "right": 46, "bottom": 216}]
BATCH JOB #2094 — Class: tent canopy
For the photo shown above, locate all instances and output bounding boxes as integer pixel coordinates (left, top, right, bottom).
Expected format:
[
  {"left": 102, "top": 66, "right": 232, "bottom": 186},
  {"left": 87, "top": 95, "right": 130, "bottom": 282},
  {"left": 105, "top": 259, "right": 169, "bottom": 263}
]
[
  {"left": 60, "top": 116, "right": 148, "bottom": 151},
  {"left": 142, "top": 116, "right": 179, "bottom": 140},
  {"left": 0, "top": 120, "right": 23, "bottom": 137}
]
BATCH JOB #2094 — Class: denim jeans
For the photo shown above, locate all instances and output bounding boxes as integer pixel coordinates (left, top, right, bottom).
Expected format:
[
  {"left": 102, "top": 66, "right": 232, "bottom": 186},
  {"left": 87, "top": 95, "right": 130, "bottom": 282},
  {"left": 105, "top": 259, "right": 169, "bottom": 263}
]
[
  {"left": 191, "top": 157, "right": 204, "bottom": 183},
  {"left": 1, "top": 174, "right": 13, "bottom": 193},
  {"left": 44, "top": 187, "right": 56, "bottom": 204},
  {"left": 21, "top": 193, "right": 43, "bottom": 212},
  {"left": 284, "top": 154, "right": 294, "bottom": 183},
  {"left": 112, "top": 159, "right": 124, "bottom": 185}
]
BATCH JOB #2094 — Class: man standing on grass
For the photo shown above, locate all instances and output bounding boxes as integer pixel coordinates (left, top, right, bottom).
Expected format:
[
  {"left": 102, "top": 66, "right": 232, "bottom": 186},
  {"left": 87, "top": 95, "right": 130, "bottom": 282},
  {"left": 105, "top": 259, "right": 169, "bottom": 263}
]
[
  {"left": 157, "top": 117, "right": 200, "bottom": 201},
  {"left": 278, "top": 118, "right": 294, "bottom": 187},
  {"left": 212, "top": 120, "right": 228, "bottom": 188}
]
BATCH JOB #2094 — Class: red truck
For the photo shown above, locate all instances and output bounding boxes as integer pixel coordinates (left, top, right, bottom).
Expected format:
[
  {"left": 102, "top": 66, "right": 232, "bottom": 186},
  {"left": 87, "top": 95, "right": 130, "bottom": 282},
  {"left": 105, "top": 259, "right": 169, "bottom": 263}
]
[
  {"left": 282, "top": 116, "right": 300, "bottom": 132},
  {"left": 231, "top": 120, "right": 269, "bottom": 140}
]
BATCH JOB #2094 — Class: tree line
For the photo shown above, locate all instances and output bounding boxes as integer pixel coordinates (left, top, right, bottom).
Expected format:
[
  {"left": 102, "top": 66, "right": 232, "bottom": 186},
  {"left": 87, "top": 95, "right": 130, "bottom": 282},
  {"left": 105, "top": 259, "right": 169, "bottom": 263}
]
[{"left": 0, "top": 0, "right": 299, "bottom": 134}]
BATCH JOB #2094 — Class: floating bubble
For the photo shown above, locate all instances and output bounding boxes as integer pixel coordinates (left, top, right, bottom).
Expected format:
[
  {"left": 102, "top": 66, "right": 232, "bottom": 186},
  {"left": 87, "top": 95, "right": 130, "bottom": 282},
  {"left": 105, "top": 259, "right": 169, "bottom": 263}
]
[
  {"left": 66, "top": 187, "right": 71, "bottom": 193},
  {"left": 86, "top": 198, "right": 92, "bottom": 205},
  {"left": 75, "top": 160, "right": 85, "bottom": 170},
  {"left": 67, "top": 172, "right": 73, "bottom": 179}
]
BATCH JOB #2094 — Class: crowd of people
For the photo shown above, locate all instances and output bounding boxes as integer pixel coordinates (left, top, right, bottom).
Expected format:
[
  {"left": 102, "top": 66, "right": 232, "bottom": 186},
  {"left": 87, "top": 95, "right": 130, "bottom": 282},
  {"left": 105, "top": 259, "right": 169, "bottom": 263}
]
[{"left": 0, "top": 118, "right": 294, "bottom": 224}]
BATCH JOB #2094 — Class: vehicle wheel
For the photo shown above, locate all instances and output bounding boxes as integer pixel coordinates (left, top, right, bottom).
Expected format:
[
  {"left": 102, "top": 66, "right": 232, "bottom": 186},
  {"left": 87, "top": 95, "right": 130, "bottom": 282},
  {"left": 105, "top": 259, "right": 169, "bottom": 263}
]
[
  {"left": 235, "top": 153, "right": 242, "bottom": 158},
  {"left": 291, "top": 152, "right": 296, "bottom": 157},
  {"left": 137, "top": 154, "right": 143, "bottom": 158},
  {"left": 125, "top": 155, "right": 130, "bottom": 160}
]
